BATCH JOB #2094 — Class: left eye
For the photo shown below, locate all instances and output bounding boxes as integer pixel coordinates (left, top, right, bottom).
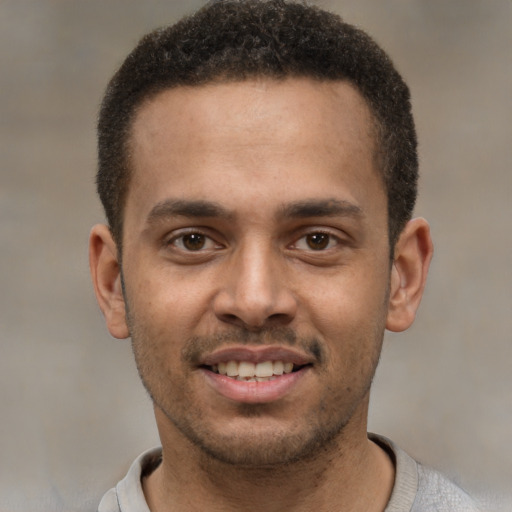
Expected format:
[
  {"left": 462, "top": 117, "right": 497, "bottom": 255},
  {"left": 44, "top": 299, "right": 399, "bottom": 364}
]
[
  {"left": 171, "top": 233, "right": 217, "bottom": 251},
  {"left": 295, "top": 232, "right": 338, "bottom": 251}
]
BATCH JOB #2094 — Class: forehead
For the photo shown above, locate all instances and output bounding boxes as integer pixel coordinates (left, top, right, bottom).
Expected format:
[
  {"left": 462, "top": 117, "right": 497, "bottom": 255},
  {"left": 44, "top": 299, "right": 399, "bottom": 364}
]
[
  {"left": 125, "top": 78, "right": 384, "bottom": 230},
  {"left": 130, "top": 78, "right": 376, "bottom": 160}
]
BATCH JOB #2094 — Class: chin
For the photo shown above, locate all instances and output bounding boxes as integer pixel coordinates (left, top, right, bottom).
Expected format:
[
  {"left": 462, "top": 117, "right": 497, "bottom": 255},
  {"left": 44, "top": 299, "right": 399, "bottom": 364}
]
[{"left": 168, "top": 410, "right": 348, "bottom": 468}]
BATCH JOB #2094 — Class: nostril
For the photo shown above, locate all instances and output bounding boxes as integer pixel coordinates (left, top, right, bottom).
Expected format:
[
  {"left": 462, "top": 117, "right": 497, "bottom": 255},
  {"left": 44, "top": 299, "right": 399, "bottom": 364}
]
[
  {"left": 218, "top": 313, "right": 240, "bottom": 323},
  {"left": 216, "top": 312, "right": 260, "bottom": 330},
  {"left": 212, "top": 283, "right": 298, "bottom": 329},
  {"left": 268, "top": 312, "right": 294, "bottom": 323}
]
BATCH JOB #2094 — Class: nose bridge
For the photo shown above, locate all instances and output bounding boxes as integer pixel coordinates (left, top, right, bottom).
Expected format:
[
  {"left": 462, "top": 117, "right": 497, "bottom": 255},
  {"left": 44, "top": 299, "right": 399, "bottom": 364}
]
[
  {"left": 237, "top": 238, "right": 277, "bottom": 306},
  {"left": 214, "top": 236, "right": 297, "bottom": 328}
]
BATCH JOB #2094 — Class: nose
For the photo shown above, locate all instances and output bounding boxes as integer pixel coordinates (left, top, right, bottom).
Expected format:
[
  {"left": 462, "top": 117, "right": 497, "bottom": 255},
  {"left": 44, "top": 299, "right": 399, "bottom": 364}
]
[{"left": 212, "top": 242, "right": 298, "bottom": 330}]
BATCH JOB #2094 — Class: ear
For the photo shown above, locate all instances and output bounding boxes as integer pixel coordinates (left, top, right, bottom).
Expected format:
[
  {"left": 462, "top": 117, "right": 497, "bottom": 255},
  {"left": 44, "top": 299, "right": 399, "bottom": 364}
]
[
  {"left": 89, "top": 224, "right": 130, "bottom": 339},
  {"left": 386, "top": 218, "right": 433, "bottom": 332}
]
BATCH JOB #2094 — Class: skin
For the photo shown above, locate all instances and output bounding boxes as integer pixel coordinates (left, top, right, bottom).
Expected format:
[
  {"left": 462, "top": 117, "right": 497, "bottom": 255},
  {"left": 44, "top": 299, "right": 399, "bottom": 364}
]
[{"left": 90, "top": 78, "right": 433, "bottom": 511}]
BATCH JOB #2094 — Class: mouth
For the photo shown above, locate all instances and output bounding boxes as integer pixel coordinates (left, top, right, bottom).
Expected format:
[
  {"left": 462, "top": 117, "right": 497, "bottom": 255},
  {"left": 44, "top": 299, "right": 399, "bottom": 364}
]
[
  {"left": 203, "top": 360, "right": 310, "bottom": 382},
  {"left": 199, "top": 347, "right": 314, "bottom": 403}
]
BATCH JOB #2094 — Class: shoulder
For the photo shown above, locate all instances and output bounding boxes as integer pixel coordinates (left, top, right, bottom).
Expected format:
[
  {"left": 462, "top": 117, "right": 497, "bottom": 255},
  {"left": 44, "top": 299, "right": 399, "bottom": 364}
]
[
  {"left": 97, "top": 447, "right": 162, "bottom": 512},
  {"left": 97, "top": 487, "right": 119, "bottom": 512},
  {"left": 414, "top": 464, "right": 481, "bottom": 512},
  {"left": 369, "top": 434, "right": 481, "bottom": 512}
]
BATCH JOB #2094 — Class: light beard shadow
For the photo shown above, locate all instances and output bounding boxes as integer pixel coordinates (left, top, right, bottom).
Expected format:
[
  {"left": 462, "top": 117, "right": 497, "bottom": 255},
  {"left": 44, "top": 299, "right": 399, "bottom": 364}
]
[{"left": 181, "top": 326, "right": 325, "bottom": 366}]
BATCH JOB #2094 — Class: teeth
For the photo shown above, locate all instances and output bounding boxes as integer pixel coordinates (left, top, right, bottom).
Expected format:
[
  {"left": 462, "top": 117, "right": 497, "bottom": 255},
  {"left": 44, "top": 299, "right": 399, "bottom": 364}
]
[
  {"left": 257, "top": 376, "right": 273, "bottom": 382},
  {"left": 238, "top": 361, "right": 256, "bottom": 378},
  {"left": 226, "top": 360, "right": 239, "bottom": 377},
  {"left": 255, "top": 360, "right": 273, "bottom": 377},
  {"left": 273, "top": 360, "right": 284, "bottom": 375},
  {"left": 212, "top": 360, "right": 297, "bottom": 379},
  {"left": 236, "top": 376, "right": 257, "bottom": 382}
]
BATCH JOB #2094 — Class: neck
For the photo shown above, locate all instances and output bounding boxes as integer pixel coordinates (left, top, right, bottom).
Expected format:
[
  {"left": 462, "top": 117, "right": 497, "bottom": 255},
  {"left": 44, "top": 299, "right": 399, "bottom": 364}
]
[{"left": 143, "top": 405, "right": 394, "bottom": 512}]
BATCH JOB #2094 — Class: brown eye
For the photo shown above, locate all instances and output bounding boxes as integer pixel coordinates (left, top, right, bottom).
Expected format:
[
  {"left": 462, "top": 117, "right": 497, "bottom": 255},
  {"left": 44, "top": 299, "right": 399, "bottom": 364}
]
[
  {"left": 305, "top": 233, "right": 331, "bottom": 250},
  {"left": 166, "top": 231, "right": 223, "bottom": 258},
  {"left": 181, "top": 233, "right": 206, "bottom": 251}
]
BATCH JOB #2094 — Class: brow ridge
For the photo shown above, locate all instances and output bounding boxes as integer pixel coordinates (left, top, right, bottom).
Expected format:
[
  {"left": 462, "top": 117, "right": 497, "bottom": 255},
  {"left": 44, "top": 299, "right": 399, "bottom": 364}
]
[
  {"left": 277, "top": 199, "right": 362, "bottom": 219},
  {"left": 145, "top": 197, "right": 362, "bottom": 227},
  {"left": 146, "top": 199, "right": 234, "bottom": 224}
]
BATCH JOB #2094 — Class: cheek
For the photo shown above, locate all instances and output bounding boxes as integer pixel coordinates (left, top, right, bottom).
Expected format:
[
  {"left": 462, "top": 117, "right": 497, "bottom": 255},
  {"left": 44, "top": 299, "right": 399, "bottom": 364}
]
[
  {"left": 128, "top": 299, "right": 191, "bottom": 401},
  {"left": 125, "top": 273, "right": 219, "bottom": 387},
  {"left": 303, "top": 267, "right": 389, "bottom": 363},
  {"left": 306, "top": 269, "right": 389, "bottom": 332},
  {"left": 128, "top": 266, "right": 213, "bottom": 333}
]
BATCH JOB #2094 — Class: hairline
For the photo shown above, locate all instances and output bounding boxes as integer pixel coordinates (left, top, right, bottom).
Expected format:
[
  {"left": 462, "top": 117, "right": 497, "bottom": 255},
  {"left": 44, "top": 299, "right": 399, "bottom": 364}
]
[{"left": 114, "top": 75, "right": 392, "bottom": 256}]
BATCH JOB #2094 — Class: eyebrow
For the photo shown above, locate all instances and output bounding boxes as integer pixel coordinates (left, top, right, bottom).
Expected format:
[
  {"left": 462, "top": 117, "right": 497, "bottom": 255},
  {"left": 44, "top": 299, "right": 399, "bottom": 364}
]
[
  {"left": 146, "top": 199, "right": 234, "bottom": 225},
  {"left": 277, "top": 199, "right": 363, "bottom": 219},
  {"left": 145, "top": 197, "right": 363, "bottom": 227}
]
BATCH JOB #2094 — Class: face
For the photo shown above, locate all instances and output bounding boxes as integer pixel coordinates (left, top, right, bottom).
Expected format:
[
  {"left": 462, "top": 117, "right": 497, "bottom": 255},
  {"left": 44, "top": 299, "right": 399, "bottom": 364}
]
[{"left": 119, "top": 78, "right": 392, "bottom": 466}]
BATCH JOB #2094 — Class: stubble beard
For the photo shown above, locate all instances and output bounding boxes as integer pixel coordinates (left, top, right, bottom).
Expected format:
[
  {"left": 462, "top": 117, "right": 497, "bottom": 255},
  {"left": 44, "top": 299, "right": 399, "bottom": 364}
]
[
  {"left": 122, "top": 268, "right": 386, "bottom": 468},
  {"left": 129, "top": 323, "right": 383, "bottom": 469}
]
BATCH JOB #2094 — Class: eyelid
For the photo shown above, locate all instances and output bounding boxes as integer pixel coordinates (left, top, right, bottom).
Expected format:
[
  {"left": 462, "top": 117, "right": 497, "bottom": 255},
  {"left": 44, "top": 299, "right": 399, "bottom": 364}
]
[
  {"left": 163, "top": 227, "right": 224, "bottom": 251},
  {"left": 290, "top": 228, "right": 343, "bottom": 250}
]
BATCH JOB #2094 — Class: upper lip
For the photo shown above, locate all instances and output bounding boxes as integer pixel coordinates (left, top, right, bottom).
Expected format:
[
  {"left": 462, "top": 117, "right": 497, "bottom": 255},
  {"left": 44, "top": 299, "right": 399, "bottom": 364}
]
[{"left": 200, "top": 345, "right": 315, "bottom": 366}]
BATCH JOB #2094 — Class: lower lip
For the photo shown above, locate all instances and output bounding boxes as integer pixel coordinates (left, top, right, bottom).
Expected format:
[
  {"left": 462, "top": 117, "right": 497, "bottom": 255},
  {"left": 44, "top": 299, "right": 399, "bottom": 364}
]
[{"left": 201, "top": 367, "right": 310, "bottom": 404}]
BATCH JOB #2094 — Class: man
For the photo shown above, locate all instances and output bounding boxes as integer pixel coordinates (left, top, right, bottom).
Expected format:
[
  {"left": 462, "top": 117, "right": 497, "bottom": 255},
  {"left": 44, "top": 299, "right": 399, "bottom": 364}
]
[{"left": 89, "top": 1, "right": 479, "bottom": 510}]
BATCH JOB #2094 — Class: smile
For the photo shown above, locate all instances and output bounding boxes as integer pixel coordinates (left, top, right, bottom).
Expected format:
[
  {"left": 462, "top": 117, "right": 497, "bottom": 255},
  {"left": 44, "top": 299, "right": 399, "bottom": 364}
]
[
  {"left": 207, "top": 360, "right": 302, "bottom": 381},
  {"left": 200, "top": 349, "right": 313, "bottom": 403}
]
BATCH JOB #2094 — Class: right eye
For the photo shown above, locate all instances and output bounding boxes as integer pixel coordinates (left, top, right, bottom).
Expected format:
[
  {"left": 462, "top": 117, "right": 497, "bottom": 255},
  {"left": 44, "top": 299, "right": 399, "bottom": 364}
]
[
  {"left": 168, "top": 232, "right": 219, "bottom": 252},
  {"left": 292, "top": 231, "right": 340, "bottom": 252}
]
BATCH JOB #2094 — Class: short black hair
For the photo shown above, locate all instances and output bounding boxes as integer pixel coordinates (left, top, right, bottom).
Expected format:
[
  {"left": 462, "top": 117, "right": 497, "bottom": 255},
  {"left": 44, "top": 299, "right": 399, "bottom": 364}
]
[{"left": 97, "top": 0, "right": 418, "bottom": 250}]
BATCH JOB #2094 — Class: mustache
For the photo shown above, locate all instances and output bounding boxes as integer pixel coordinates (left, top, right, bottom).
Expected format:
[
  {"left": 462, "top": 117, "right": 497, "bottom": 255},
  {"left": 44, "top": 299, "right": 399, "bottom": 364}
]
[{"left": 182, "top": 326, "right": 324, "bottom": 365}]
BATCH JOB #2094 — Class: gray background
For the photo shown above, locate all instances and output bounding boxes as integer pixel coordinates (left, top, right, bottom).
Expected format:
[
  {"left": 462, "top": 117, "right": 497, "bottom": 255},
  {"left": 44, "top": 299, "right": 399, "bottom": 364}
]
[{"left": 1, "top": 1, "right": 510, "bottom": 510}]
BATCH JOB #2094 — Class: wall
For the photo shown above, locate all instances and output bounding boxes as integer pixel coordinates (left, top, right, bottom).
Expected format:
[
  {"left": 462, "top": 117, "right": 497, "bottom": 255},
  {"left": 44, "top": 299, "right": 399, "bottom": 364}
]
[{"left": 1, "top": 1, "right": 510, "bottom": 510}]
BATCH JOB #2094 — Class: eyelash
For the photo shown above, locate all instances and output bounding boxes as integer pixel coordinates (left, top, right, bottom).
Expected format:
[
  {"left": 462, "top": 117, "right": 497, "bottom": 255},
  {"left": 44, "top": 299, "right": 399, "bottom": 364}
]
[
  {"left": 291, "top": 230, "right": 340, "bottom": 251},
  {"left": 164, "top": 229, "right": 342, "bottom": 254},
  {"left": 165, "top": 230, "right": 221, "bottom": 252}
]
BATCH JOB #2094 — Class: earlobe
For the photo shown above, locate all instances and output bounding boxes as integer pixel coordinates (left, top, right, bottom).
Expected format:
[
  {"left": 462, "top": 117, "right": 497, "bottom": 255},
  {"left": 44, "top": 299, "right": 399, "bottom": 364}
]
[
  {"left": 89, "top": 224, "right": 130, "bottom": 339},
  {"left": 386, "top": 218, "right": 433, "bottom": 332}
]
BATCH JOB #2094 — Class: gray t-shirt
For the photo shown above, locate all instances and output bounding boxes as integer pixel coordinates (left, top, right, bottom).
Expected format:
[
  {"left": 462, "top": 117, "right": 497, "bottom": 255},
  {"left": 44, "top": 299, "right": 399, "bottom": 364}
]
[{"left": 98, "top": 434, "right": 480, "bottom": 511}]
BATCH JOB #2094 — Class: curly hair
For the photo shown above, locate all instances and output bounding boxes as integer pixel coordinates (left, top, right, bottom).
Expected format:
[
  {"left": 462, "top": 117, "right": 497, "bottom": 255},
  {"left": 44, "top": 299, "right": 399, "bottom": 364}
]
[{"left": 97, "top": 0, "right": 418, "bottom": 250}]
